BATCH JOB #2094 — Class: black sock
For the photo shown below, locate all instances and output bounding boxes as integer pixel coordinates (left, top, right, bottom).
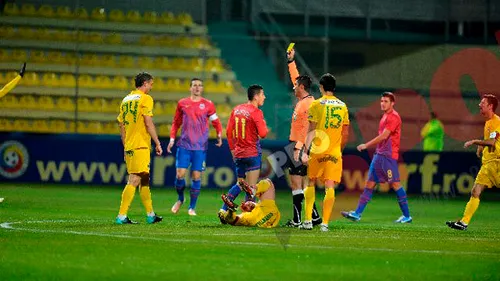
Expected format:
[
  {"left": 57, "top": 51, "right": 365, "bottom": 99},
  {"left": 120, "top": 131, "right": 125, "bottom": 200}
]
[
  {"left": 312, "top": 203, "right": 321, "bottom": 221},
  {"left": 292, "top": 193, "right": 304, "bottom": 223}
]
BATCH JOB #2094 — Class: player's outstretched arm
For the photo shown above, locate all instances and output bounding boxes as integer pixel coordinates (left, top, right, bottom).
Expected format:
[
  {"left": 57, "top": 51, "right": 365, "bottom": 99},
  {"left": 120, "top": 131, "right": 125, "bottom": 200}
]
[
  {"left": 144, "top": 116, "right": 162, "bottom": 155},
  {"left": 464, "top": 138, "right": 496, "bottom": 149},
  {"left": 287, "top": 48, "right": 300, "bottom": 84},
  {"left": 358, "top": 129, "right": 390, "bottom": 151},
  {"left": 0, "top": 62, "right": 26, "bottom": 99},
  {"left": 168, "top": 102, "right": 183, "bottom": 153}
]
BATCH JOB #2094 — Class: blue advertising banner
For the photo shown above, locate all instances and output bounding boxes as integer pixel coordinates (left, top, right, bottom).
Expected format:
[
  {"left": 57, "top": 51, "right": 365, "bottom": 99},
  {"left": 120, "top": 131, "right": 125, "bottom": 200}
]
[{"left": 0, "top": 133, "right": 493, "bottom": 195}]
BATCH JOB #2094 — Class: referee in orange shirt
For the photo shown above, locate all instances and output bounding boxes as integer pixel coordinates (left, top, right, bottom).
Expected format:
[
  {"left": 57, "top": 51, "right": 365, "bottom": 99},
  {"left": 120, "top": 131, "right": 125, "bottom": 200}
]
[{"left": 284, "top": 48, "right": 322, "bottom": 227}]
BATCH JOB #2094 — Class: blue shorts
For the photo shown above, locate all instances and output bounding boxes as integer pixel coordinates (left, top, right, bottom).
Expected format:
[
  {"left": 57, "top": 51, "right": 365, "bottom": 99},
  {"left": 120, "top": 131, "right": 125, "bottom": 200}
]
[
  {"left": 176, "top": 147, "right": 206, "bottom": 172},
  {"left": 367, "top": 154, "right": 400, "bottom": 183},
  {"left": 234, "top": 155, "right": 262, "bottom": 178}
]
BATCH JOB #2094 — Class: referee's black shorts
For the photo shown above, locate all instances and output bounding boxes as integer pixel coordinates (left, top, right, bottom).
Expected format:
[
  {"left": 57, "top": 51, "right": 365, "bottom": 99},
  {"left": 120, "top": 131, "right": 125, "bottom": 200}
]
[{"left": 286, "top": 141, "right": 307, "bottom": 177}]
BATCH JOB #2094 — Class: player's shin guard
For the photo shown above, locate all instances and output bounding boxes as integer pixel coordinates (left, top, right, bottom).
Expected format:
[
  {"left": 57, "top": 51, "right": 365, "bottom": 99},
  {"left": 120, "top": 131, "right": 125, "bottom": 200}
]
[
  {"left": 139, "top": 185, "right": 154, "bottom": 215},
  {"left": 119, "top": 184, "right": 136, "bottom": 216},
  {"left": 322, "top": 188, "right": 335, "bottom": 224},
  {"left": 462, "top": 197, "right": 480, "bottom": 225},
  {"left": 221, "top": 183, "right": 242, "bottom": 211},
  {"left": 189, "top": 180, "right": 201, "bottom": 210},
  {"left": 355, "top": 187, "right": 374, "bottom": 215},
  {"left": 304, "top": 185, "right": 315, "bottom": 221},
  {"left": 395, "top": 187, "right": 410, "bottom": 217},
  {"left": 175, "top": 178, "right": 186, "bottom": 202}
]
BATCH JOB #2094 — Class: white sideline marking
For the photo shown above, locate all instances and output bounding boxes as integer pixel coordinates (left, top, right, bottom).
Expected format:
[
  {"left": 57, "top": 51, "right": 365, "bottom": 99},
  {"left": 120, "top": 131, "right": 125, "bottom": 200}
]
[{"left": 1, "top": 220, "right": 500, "bottom": 256}]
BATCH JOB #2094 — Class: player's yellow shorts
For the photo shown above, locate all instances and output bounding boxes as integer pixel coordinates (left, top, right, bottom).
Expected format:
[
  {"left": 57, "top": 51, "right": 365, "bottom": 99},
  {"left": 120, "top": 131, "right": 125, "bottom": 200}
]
[
  {"left": 125, "top": 148, "right": 150, "bottom": 174},
  {"left": 308, "top": 153, "right": 342, "bottom": 182},
  {"left": 236, "top": 200, "right": 280, "bottom": 228},
  {"left": 475, "top": 160, "right": 500, "bottom": 188}
]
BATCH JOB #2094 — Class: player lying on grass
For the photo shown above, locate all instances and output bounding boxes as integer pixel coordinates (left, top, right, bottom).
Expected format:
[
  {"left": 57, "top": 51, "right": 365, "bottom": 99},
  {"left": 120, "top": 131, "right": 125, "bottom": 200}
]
[{"left": 218, "top": 178, "right": 281, "bottom": 228}]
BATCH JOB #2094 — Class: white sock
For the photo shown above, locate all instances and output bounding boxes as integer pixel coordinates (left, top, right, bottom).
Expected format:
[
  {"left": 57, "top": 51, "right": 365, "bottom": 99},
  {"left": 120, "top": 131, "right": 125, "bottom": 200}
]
[
  {"left": 147, "top": 212, "right": 155, "bottom": 217},
  {"left": 118, "top": 214, "right": 127, "bottom": 220},
  {"left": 292, "top": 189, "right": 304, "bottom": 196}
]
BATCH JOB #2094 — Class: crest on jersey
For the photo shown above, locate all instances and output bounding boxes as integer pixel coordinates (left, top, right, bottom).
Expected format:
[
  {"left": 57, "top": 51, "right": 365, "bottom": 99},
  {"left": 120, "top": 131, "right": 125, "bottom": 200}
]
[{"left": 199, "top": 103, "right": 205, "bottom": 110}]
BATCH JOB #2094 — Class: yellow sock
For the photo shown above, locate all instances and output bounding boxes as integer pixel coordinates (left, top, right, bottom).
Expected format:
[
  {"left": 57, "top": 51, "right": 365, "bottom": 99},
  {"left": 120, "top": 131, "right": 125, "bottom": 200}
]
[
  {"left": 255, "top": 179, "right": 272, "bottom": 196},
  {"left": 139, "top": 186, "right": 154, "bottom": 214},
  {"left": 461, "top": 197, "right": 480, "bottom": 225},
  {"left": 118, "top": 184, "right": 136, "bottom": 216},
  {"left": 322, "top": 188, "right": 335, "bottom": 224},
  {"left": 304, "top": 185, "right": 315, "bottom": 221}
]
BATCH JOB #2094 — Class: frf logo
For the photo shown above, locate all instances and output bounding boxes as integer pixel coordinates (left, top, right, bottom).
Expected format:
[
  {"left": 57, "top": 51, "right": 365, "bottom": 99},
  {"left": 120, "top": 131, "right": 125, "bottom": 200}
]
[{"left": 0, "top": 141, "right": 29, "bottom": 179}]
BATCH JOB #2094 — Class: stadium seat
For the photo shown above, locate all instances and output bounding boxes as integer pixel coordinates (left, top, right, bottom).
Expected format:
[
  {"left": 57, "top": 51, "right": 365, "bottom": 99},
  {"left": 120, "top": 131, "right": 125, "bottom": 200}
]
[
  {"left": 204, "top": 80, "right": 217, "bottom": 93},
  {"left": 159, "top": 35, "right": 176, "bottom": 47},
  {"left": 0, "top": 50, "right": 8, "bottom": 62},
  {"left": 109, "top": 99, "right": 122, "bottom": 112},
  {"left": 22, "top": 72, "right": 40, "bottom": 86},
  {"left": 164, "top": 102, "right": 176, "bottom": 115},
  {"left": 47, "top": 51, "right": 64, "bottom": 64},
  {"left": 56, "top": 97, "right": 75, "bottom": 111},
  {"left": 94, "top": 75, "right": 113, "bottom": 89},
  {"left": 218, "top": 81, "right": 234, "bottom": 94},
  {"left": 36, "top": 28, "right": 53, "bottom": 41},
  {"left": 206, "top": 58, "right": 223, "bottom": 72},
  {"left": 20, "top": 3, "right": 36, "bottom": 17},
  {"left": 41, "top": 73, "right": 60, "bottom": 87},
  {"left": 13, "top": 119, "right": 30, "bottom": 132},
  {"left": 33, "top": 120, "right": 50, "bottom": 133},
  {"left": 152, "top": 77, "right": 166, "bottom": 92},
  {"left": 102, "top": 122, "right": 117, "bottom": 134},
  {"left": 166, "top": 78, "right": 182, "bottom": 92},
  {"left": 38, "top": 5, "right": 55, "bottom": 18},
  {"left": 0, "top": 95, "right": 18, "bottom": 109},
  {"left": 216, "top": 103, "right": 232, "bottom": 118},
  {"left": 159, "top": 11, "right": 176, "bottom": 24},
  {"left": 111, "top": 76, "right": 129, "bottom": 90},
  {"left": 178, "top": 13, "right": 194, "bottom": 26},
  {"left": 172, "top": 57, "right": 188, "bottom": 70},
  {"left": 101, "top": 54, "right": 116, "bottom": 67},
  {"left": 0, "top": 73, "right": 5, "bottom": 84},
  {"left": 19, "top": 95, "right": 36, "bottom": 109},
  {"left": 139, "top": 35, "right": 157, "bottom": 46},
  {"left": 178, "top": 36, "right": 192, "bottom": 48},
  {"left": 154, "top": 101, "right": 165, "bottom": 115},
  {"left": 68, "top": 121, "right": 76, "bottom": 131},
  {"left": 143, "top": 11, "right": 158, "bottom": 24},
  {"left": 137, "top": 56, "right": 154, "bottom": 69},
  {"left": 109, "top": 9, "right": 125, "bottom": 22},
  {"left": 158, "top": 123, "right": 171, "bottom": 136},
  {"left": 3, "top": 3, "right": 20, "bottom": 16},
  {"left": 117, "top": 56, "right": 134, "bottom": 68},
  {"left": 0, "top": 27, "right": 15, "bottom": 39},
  {"left": 77, "top": 97, "right": 93, "bottom": 112},
  {"left": 30, "top": 50, "right": 47, "bottom": 63},
  {"left": 98, "top": 98, "right": 113, "bottom": 113},
  {"left": 78, "top": 74, "right": 95, "bottom": 88},
  {"left": 189, "top": 58, "right": 203, "bottom": 72},
  {"left": 38, "top": 96, "right": 55, "bottom": 110},
  {"left": 80, "top": 54, "right": 100, "bottom": 66},
  {"left": 18, "top": 27, "right": 35, "bottom": 39},
  {"left": 59, "top": 73, "right": 76, "bottom": 88},
  {"left": 0, "top": 119, "right": 13, "bottom": 131},
  {"left": 56, "top": 6, "right": 73, "bottom": 18},
  {"left": 106, "top": 33, "right": 122, "bottom": 45},
  {"left": 49, "top": 120, "right": 67, "bottom": 133},
  {"left": 88, "top": 32, "right": 104, "bottom": 44},
  {"left": 153, "top": 57, "right": 172, "bottom": 70},
  {"left": 63, "top": 53, "right": 78, "bottom": 65},
  {"left": 88, "top": 121, "right": 103, "bottom": 134},
  {"left": 126, "top": 10, "right": 141, "bottom": 23},
  {"left": 75, "top": 7, "right": 89, "bottom": 20},
  {"left": 90, "top": 8, "right": 106, "bottom": 21},
  {"left": 52, "top": 30, "right": 72, "bottom": 42},
  {"left": 77, "top": 121, "right": 87, "bottom": 134},
  {"left": 77, "top": 31, "right": 89, "bottom": 42}
]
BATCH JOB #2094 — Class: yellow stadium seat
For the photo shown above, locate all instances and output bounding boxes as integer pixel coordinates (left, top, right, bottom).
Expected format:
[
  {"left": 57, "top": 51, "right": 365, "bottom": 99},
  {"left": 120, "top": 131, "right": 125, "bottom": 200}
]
[
  {"left": 109, "top": 99, "right": 122, "bottom": 112},
  {"left": 77, "top": 121, "right": 87, "bottom": 134},
  {"left": 52, "top": 30, "right": 72, "bottom": 42},
  {"left": 143, "top": 11, "right": 158, "bottom": 24},
  {"left": 80, "top": 54, "right": 99, "bottom": 66},
  {"left": 117, "top": 56, "right": 134, "bottom": 68},
  {"left": 63, "top": 53, "right": 78, "bottom": 65},
  {"left": 49, "top": 120, "right": 66, "bottom": 133},
  {"left": 0, "top": 95, "right": 18, "bottom": 109},
  {"left": 0, "top": 50, "right": 8, "bottom": 62},
  {"left": 206, "top": 58, "right": 223, "bottom": 72},
  {"left": 20, "top": 3, "right": 36, "bottom": 17},
  {"left": 193, "top": 37, "right": 210, "bottom": 49},
  {"left": 164, "top": 102, "right": 176, "bottom": 115},
  {"left": 41, "top": 73, "right": 60, "bottom": 87},
  {"left": 159, "top": 35, "right": 176, "bottom": 47},
  {"left": 3, "top": 3, "right": 20, "bottom": 16},
  {"left": 158, "top": 123, "right": 171, "bottom": 137},
  {"left": 5, "top": 72, "right": 18, "bottom": 84},
  {"left": 91, "top": 8, "right": 106, "bottom": 21},
  {"left": 13, "top": 119, "right": 30, "bottom": 132},
  {"left": 109, "top": 9, "right": 125, "bottom": 22},
  {"left": 77, "top": 97, "right": 93, "bottom": 112},
  {"left": 101, "top": 54, "right": 116, "bottom": 67},
  {"left": 153, "top": 57, "right": 172, "bottom": 70},
  {"left": 22, "top": 72, "right": 40, "bottom": 86},
  {"left": 160, "top": 11, "right": 176, "bottom": 24},
  {"left": 87, "top": 32, "right": 103, "bottom": 44},
  {"left": 177, "top": 13, "right": 194, "bottom": 26},
  {"left": 126, "top": 10, "right": 141, "bottom": 23},
  {"left": 47, "top": 51, "right": 64, "bottom": 64},
  {"left": 204, "top": 80, "right": 217, "bottom": 93},
  {"left": 36, "top": 28, "right": 53, "bottom": 41},
  {"left": 178, "top": 36, "right": 192, "bottom": 48},
  {"left": 105, "top": 33, "right": 122, "bottom": 45},
  {"left": 19, "top": 95, "right": 36, "bottom": 109},
  {"left": 38, "top": 5, "right": 55, "bottom": 18},
  {"left": 88, "top": 121, "right": 103, "bottom": 134},
  {"left": 30, "top": 50, "right": 47, "bottom": 63},
  {"left": 221, "top": 81, "right": 234, "bottom": 94},
  {"left": 0, "top": 27, "right": 15, "bottom": 39},
  {"left": 18, "top": 27, "right": 35, "bottom": 39},
  {"left": 172, "top": 57, "right": 188, "bottom": 70},
  {"left": 68, "top": 121, "right": 76, "bottom": 132},
  {"left": 154, "top": 101, "right": 165, "bottom": 115},
  {"left": 56, "top": 97, "right": 75, "bottom": 111},
  {"left": 111, "top": 76, "right": 129, "bottom": 90},
  {"left": 139, "top": 35, "right": 157, "bottom": 46},
  {"left": 137, "top": 57, "right": 154, "bottom": 69},
  {"left": 56, "top": 6, "right": 73, "bottom": 18},
  {"left": 216, "top": 103, "right": 232, "bottom": 118},
  {"left": 97, "top": 98, "right": 113, "bottom": 113},
  {"left": 60, "top": 73, "right": 76, "bottom": 88},
  {"left": 0, "top": 73, "right": 5, "bottom": 84},
  {"left": 76, "top": 31, "right": 89, "bottom": 42},
  {"left": 78, "top": 74, "right": 94, "bottom": 88},
  {"left": 0, "top": 119, "right": 13, "bottom": 131},
  {"left": 166, "top": 78, "right": 183, "bottom": 92},
  {"left": 102, "top": 122, "right": 117, "bottom": 134},
  {"left": 153, "top": 78, "right": 166, "bottom": 92},
  {"left": 38, "top": 96, "right": 55, "bottom": 110},
  {"left": 33, "top": 120, "right": 50, "bottom": 133},
  {"left": 95, "top": 75, "right": 113, "bottom": 89},
  {"left": 189, "top": 58, "right": 203, "bottom": 72},
  {"left": 75, "top": 7, "right": 89, "bottom": 19}
]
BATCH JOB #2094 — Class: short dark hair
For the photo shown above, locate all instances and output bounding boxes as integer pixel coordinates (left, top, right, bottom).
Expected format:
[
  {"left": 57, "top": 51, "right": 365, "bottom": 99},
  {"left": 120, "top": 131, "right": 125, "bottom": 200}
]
[
  {"left": 319, "top": 73, "right": 336, "bottom": 92},
  {"left": 296, "top": 75, "right": 312, "bottom": 92},
  {"left": 191, "top": 78, "right": 203, "bottom": 86},
  {"left": 382, "top": 92, "right": 395, "bottom": 102},
  {"left": 483, "top": 94, "right": 498, "bottom": 112},
  {"left": 247, "top": 84, "right": 263, "bottom": 101},
  {"left": 135, "top": 72, "right": 153, "bottom": 88}
]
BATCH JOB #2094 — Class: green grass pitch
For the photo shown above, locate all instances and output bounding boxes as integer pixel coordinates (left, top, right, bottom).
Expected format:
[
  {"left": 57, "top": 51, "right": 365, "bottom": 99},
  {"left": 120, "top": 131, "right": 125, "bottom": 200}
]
[{"left": 1, "top": 184, "right": 499, "bottom": 280}]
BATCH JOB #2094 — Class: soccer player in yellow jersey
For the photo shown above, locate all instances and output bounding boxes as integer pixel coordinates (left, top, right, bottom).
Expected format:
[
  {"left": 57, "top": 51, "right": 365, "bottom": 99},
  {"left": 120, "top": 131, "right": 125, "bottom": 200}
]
[
  {"left": 115, "top": 72, "right": 163, "bottom": 224},
  {"left": 447, "top": 94, "right": 500, "bottom": 230},
  {"left": 299, "top": 74, "right": 349, "bottom": 232}
]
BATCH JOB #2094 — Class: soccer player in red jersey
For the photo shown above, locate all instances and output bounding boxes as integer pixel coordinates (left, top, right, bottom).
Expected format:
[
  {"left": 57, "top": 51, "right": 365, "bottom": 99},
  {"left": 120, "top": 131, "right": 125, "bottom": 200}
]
[
  {"left": 341, "top": 92, "right": 412, "bottom": 223},
  {"left": 218, "top": 84, "right": 268, "bottom": 219},
  {"left": 167, "top": 78, "right": 223, "bottom": 216}
]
